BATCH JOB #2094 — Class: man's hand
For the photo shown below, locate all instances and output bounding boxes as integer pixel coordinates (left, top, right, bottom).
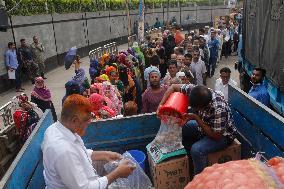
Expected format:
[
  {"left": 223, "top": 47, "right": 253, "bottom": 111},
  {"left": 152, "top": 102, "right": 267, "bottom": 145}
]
[
  {"left": 91, "top": 151, "right": 122, "bottom": 162},
  {"left": 103, "top": 151, "right": 122, "bottom": 162},
  {"left": 156, "top": 105, "right": 162, "bottom": 118},
  {"left": 182, "top": 113, "right": 198, "bottom": 122},
  {"left": 115, "top": 160, "right": 136, "bottom": 178},
  {"left": 106, "top": 160, "right": 136, "bottom": 184}
]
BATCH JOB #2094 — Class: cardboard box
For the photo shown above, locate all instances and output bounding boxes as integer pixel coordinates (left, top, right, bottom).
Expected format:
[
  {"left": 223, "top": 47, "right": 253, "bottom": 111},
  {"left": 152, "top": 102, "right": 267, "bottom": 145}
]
[
  {"left": 148, "top": 153, "right": 190, "bottom": 189},
  {"left": 208, "top": 139, "right": 241, "bottom": 166}
]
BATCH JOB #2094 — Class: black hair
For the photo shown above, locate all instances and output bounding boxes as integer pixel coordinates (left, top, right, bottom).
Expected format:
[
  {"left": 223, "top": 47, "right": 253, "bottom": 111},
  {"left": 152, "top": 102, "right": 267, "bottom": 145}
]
[
  {"left": 178, "top": 47, "right": 184, "bottom": 55},
  {"left": 220, "top": 67, "right": 231, "bottom": 74},
  {"left": 175, "top": 25, "right": 181, "bottom": 30},
  {"left": 167, "top": 60, "right": 177, "bottom": 68},
  {"left": 20, "top": 39, "right": 25, "bottom": 42},
  {"left": 145, "top": 35, "right": 151, "bottom": 41},
  {"left": 199, "top": 28, "right": 205, "bottom": 34},
  {"left": 193, "top": 46, "right": 200, "bottom": 53},
  {"left": 8, "top": 42, "right": 14, "bottom": 48},
  {"left": 150, "top": 55, "right": 160, "bottom": 66},
  {"left": 184, "top": 53, "right": 192, "bottom": 59},
  {"left": 254, "top": 67, "right": 266, "bottom": 78},
  {"left": 189, "top": 86, "right": 212, "bottom": 108}
]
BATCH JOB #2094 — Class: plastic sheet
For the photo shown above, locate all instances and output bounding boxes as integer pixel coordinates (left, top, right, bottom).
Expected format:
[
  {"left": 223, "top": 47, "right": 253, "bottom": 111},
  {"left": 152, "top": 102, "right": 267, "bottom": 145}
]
[
  {"left": 104, "top": 151, "right": 152, "bottom": 189},
  {"left": 146, "top": 116, "right": 187, "bottom": 163},
  {"left": 152, "top": 120, "right": 183, "bottom": 153}
]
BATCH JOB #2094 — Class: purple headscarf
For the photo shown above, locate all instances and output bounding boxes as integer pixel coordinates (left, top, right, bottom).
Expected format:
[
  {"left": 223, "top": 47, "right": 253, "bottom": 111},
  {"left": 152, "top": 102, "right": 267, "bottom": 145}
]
[
  {"left": 31, "top": 77, "right": 51, "bottom": 101},
  {"left": 72, "top": 68, "right": 86, "bottom": 84}
]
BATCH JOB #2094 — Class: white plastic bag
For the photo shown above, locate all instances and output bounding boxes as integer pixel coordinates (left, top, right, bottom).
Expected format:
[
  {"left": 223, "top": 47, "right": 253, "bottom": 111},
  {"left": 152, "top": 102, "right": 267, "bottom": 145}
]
[
  {"left": 8, "top": 69, "right": 16, "bottom": 79},
  {"left": 104, "top": 151, "right": 152, "bottom": 189},
  {"left": 151, "top": 116, "right": 184, "bottom": 154}
]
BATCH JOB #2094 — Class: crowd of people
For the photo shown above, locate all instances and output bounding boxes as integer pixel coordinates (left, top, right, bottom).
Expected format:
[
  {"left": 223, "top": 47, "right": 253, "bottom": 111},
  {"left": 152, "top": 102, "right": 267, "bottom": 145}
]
[
  {"left": 6, "top": 7, "right": 271, "bottom": 145},
  {"left": 2, "top": 7, "right": 275, "bottom": 188}
]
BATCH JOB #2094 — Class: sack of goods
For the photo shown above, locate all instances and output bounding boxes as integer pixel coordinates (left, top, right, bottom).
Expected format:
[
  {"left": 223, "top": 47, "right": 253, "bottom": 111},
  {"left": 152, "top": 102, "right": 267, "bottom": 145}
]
[
  {"left": 147, "top": 92, "right": 189, "bottom": 164},
  {"left": 267, "top": 157, "right": 284, "bottom": 184},
  {"left": 104, "top": 151, "right": 152, "bottom": 189},
  {"left": 185, "top": 157, "right": 284, "bottom": 189}
]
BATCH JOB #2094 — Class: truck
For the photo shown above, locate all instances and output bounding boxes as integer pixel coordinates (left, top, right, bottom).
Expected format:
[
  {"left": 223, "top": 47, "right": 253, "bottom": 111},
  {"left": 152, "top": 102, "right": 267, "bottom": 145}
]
[
  {"left": 0, "top": 85, "right": 283, "bottom": 189},
  {"left": 238, "top": 0, "right": 284, "bottom": 116}
]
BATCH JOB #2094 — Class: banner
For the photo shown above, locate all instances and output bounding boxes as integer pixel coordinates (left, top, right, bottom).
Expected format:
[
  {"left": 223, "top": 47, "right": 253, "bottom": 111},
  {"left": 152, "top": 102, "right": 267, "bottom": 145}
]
[{"left": 138, "top": 0, "right": 144, "bottom": 42}]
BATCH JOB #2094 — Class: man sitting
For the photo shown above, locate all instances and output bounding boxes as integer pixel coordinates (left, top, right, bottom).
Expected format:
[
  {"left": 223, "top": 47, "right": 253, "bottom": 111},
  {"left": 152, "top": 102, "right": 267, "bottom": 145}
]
[
  {"left": 42, "top": 94, "right": 135, "bottom": 189},
  {"left": 158, "top": 84, "right": 236, "bottom": 175}
]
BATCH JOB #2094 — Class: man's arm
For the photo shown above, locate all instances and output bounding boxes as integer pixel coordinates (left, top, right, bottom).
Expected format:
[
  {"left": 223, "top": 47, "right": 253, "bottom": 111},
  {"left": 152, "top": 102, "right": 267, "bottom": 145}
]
[
  {"left": 202, "top": 62, "right": 207, "bottom": 85},
  {"left": 202, "top": 73, "right": 207, "bottom": 86},
  {"left": 55, "top": 151, "right": 109, "bottom": 189},
  {"left": 5, "top": 51, "right": 11, "bottom": 69},
  {"left": 157, "top": 84, "right": 183, "bottom": 113},
  {"left": 185, "top": 114, "right": 223, "bottom": 140},
  {"left": 194, "top": 114, "right": 223, "bottom": 140},
  {"left": 90, "top": 151, "right": 121, "bottom": 162}
]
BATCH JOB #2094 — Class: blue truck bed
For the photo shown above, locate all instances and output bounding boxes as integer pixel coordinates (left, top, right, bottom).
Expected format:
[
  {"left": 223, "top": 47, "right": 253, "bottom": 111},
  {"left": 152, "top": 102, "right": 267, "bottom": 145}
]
[{"left": 0, "top": 85, "right": 283, "bottom": 189}]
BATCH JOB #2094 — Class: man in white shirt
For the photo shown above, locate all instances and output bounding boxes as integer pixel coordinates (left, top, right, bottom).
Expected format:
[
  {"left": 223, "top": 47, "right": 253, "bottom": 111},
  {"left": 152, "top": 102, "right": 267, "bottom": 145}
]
[
  {"left": 189, "top": 49, "right": 207, "bottom": 86},
  {"left": 215, "top": 67, "right": 237, "bottom": 100},
  {"left": 42, "top": 94, "right": 135, "bottom": 189}
]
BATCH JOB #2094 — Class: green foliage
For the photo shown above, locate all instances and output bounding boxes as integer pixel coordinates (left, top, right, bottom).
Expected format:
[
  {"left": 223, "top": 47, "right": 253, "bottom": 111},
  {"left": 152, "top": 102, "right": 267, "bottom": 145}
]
[{"left": 5, "top": 0, "right": 225, "bottom": 16}]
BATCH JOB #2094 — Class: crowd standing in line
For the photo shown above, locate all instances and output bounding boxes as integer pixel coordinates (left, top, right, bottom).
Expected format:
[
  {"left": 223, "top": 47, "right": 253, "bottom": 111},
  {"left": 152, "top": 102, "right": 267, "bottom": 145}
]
[
  {"left": 5, "top": 8, "right": 270, "bottom": 144},
  {"left": 3, "top": 8, "right": 275, "bottom": 188}
]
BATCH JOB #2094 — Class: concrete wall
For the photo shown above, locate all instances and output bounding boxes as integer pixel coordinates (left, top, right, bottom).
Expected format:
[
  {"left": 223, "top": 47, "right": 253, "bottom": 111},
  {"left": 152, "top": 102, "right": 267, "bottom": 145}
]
[{"left": 0, "top": 5, "right": 229, "bottom": 92}]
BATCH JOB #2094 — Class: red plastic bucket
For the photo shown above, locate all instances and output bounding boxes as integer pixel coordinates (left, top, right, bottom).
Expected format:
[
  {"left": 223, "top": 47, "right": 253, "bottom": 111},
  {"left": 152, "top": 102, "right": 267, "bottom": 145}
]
[{"left": 159, "top": 92, "right": 189, "bottom": 118}]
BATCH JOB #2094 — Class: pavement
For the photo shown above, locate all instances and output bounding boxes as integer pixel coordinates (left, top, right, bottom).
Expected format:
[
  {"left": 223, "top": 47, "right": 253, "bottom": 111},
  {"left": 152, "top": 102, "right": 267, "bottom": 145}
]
[{"left": 0, "top": 43, "right": 239, "bottom": 118}]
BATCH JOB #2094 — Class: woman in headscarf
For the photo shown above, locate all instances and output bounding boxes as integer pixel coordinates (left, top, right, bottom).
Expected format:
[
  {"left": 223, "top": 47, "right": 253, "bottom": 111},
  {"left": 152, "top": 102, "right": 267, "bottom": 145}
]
[
  {"left": 89, "top": 93, "right": 116, "bottom": 120},
  {"left": 90, "top": 83, "right": 103, "bottom": 95},
  {"left": 13, "top": 93, "right": 43, "bottom": 143},
  {"left": 101, "top": 53, "right": 110, "bottom": 67},
  {"left": 89, "top": 58, "right": 100, "bottom": 84},
  {"left": 72, "top": 68, "right": 90, "bottom": 94},
  {"left": 106, "top": 66, "right": 124, "bottom": 95},
  {"left": 101, "top": 81, "right": 123, "bottom": 116},
  {"left": 31, "top": 77, "right": 57, "bottom": 121},
  {"left": 62, "top": 80, "right": 81, "bottom": 105},
  {"left": 119, "top": 66, "right": 137, "bottom": 103}
]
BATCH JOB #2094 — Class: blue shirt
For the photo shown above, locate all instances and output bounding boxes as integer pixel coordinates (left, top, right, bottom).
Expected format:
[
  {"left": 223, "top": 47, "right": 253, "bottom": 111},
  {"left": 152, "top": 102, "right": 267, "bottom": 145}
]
[
  {"left": 5, "top": 49, "right": 18, "bottom": 69},
  {"left": 248, "top": 83, "right": 270, "bottom": 106},
  {"left": 208, "top": 38, "right": 219, "bottom": 59}
]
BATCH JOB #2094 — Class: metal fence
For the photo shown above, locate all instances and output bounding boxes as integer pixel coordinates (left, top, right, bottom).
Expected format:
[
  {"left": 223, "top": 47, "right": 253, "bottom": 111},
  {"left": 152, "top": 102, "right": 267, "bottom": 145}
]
[
  {"left": 89, "top": 42, "right": 118, "bottom": 61},
  {"left": 0, "top": 101, "right": 20, "bottom": 178}
]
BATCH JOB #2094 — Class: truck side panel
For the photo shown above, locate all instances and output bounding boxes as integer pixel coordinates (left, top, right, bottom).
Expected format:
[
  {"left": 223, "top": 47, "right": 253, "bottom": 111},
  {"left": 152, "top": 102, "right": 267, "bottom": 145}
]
[{"left": 229, "top": 85, "right": 284, "bottom": 159}]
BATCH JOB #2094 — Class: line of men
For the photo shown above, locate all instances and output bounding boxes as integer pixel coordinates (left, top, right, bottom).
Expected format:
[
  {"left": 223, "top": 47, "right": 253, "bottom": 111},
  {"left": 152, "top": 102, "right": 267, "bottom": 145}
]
[{"left": 4, "top": 36, "right": 46, "bottom": 92}]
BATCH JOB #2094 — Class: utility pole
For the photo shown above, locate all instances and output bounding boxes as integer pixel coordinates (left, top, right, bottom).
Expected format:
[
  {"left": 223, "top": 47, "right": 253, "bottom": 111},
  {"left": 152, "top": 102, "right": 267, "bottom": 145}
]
[
  {"left": 167, "top": 0, "right": 169, "bottom": 23},
  {"left": 210, "top": 0, "right": 213, "bottom": 24},
  {"left": 0, "top": 0, "right": 5, "bottom": 7},
  {"left": 125, "top": 0, "right": 131, "bottom": 37}
]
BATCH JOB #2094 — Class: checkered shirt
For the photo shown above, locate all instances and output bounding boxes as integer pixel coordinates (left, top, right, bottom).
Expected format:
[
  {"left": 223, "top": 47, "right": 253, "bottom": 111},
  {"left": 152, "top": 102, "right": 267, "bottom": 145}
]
[{"left": 180, "top": 84, "right": 236, "bottom": 141}]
